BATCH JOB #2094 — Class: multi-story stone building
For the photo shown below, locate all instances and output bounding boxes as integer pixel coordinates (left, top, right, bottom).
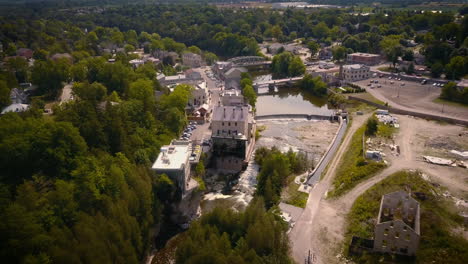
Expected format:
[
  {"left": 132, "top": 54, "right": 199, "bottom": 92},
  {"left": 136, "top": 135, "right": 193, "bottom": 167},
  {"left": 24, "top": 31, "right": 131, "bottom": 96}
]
[
  {"left": 373, "top": 191, "right": 421, "bottom": 256},
  {"left": 342, "top": 64, "right": 370, "bottom": 82},
  {"left": 211, "top": 105, "right": 256, "bottom": 172}
]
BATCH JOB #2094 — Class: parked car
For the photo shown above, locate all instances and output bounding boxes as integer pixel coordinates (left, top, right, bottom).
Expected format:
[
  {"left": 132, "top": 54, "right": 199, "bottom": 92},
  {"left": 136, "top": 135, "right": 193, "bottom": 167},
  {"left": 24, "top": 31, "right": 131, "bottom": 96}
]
[{"left": 421, "top": 80, "right": 427, "bottom": 85}]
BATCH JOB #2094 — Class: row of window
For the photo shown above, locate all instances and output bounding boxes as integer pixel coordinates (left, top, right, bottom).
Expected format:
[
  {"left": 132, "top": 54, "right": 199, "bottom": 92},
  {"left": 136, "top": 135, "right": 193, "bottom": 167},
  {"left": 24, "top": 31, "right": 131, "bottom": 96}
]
[
  {"left": 217, "top": 130, "right": 238, "bottom": 135},
  {"left": 221, "top": 122, "right": 238, "bottom": 126}
]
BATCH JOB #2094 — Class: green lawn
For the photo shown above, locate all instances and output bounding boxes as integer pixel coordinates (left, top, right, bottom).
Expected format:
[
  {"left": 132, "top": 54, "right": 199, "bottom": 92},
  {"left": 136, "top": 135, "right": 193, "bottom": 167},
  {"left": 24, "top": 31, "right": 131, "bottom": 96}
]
[
  {"left": 345, "top": 170, "right": 468, "bottom": 263},
  {"left": 328, "top": 121, "right": 386, "bottom": 198},
  {"left": 433, "top": 97, "right": 468, "bottom": 109},
  {"left": 282, "top": 175, "right": 308, "bottom": 208}
]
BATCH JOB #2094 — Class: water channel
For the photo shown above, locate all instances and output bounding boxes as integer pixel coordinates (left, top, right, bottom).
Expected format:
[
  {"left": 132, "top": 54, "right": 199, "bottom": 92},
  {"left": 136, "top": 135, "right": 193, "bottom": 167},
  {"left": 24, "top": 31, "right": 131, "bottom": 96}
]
[{"left": 201, "top": 74, "right": 334, "bottom": 213}]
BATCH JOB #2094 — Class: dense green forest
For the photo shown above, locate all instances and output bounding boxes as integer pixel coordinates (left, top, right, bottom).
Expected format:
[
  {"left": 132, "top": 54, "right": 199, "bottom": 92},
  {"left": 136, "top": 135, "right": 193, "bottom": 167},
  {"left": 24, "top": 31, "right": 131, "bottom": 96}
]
[
  {"left": 175, "top": 198, "right": 293, "bottom": 264},
  {"left": 0, "top": 15, "right": 197, "bottom": 260}
]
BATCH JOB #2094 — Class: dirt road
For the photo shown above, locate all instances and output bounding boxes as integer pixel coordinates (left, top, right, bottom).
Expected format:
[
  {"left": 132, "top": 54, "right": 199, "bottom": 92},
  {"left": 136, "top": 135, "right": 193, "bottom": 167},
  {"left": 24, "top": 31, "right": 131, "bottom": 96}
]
[{"left": 289, "top": 113, "right": 371, "bottom": 264}]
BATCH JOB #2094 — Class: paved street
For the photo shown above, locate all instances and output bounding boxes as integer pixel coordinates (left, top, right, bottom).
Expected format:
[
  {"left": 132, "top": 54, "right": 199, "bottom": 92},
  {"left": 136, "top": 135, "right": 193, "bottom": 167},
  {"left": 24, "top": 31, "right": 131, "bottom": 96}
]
[{"left": 188, "top": 67, "right": 223, "bottom": 143}]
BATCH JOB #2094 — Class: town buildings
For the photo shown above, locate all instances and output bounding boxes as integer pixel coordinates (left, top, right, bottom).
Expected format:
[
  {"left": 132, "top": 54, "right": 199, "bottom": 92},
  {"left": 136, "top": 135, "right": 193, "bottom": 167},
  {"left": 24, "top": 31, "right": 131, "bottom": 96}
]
[
  {"left": 159, "top": 70, "right": 203, "bottom": 86},
  {"left": 223, "top": 67, "right": 247, "bottom": 90},
  {"left": 182, "top": 52, "right": 203, "bottom": 68},
  {"left": 373, "top": 191, "right": 420, "bottom": 256},
  {"left": 318, "top": 47, "right": 333, "bottom": 60},
  {"left": 212, "top": 61, "right": 247, "bottom": 90},
  {"left": 347, "top": 53, "right": 381, "bottom": 66},
  {"left": 342, "top": 64, "right": 370, "bottom": 82}
]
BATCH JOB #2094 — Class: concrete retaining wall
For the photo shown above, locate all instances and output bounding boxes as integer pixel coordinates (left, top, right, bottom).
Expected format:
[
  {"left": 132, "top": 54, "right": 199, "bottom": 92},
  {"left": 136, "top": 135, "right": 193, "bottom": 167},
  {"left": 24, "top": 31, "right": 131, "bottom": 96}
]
[
  {"left": 348, "top": 96, "right": 468, "bottom": 126},
  {"left": 255, "top": 114, "right": 335, "bottom": 121}
]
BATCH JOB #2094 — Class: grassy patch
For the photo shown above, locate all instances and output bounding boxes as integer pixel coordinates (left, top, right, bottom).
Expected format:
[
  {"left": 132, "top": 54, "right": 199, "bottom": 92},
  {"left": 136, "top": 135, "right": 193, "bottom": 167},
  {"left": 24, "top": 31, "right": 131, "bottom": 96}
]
[
  {"left": 282, "top": 175, "right": 308, "bottom": 208},
  {"left": 255, "top": 125, "right": 266, "bottom": 140},
  {"left": 377, "top": 66, "right": 395, "bottom": 73},
  {"left": 328, "top": 122, "right": 386, "bottom": 197},
  {"left": 345, "top": 170, "right": 468, "bottom": 263},
  {"left": 377, "top": 123, "right": 397, "bottom": 139},
  {"left": 433, "top": 97, "right": 468, "bottom": 109}
]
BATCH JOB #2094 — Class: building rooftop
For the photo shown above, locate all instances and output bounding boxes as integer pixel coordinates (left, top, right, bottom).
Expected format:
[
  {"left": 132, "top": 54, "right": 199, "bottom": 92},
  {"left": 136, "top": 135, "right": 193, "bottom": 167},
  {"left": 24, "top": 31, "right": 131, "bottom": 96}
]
[
  {"left": 343, "top": 64, "right": 368, "bottom": 70},
  {"left": 164, "top": 74, "right": 186, "bottom": 81},
  {"left": 1, "top": 103, "right": 29, "bottom": 114},
  {"left": 224, "top": 67, "right": 247, "bottom": 78},
  {"left": 152, "top": 141, "right": 191, "bottom": 170},
  {"left": 212, "top": 105, "right": 249, "bottom": 122},
  {"left": 348, "top": 52, "right": 380, "bottom": 57}
]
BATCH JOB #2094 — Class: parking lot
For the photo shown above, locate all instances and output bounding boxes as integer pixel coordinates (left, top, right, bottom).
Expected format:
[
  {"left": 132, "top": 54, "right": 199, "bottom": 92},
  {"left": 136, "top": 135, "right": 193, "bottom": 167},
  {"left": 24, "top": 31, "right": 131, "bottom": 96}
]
[{"left": 353, "top": 77, "right": 468, "bottom": 122}]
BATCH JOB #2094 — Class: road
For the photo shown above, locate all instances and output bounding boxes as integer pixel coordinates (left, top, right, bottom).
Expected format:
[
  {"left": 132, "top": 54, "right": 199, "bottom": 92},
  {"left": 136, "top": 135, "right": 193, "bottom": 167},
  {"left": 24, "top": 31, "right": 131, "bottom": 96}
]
[
  {"left": 188, "top": 67, "right": 223, "bottom": 143},
  {"left": 289, "top": 113, "right": 371, "bottom": 264},
  {"left": 59, "top": 83, "right": 73, "bottom": 104}
]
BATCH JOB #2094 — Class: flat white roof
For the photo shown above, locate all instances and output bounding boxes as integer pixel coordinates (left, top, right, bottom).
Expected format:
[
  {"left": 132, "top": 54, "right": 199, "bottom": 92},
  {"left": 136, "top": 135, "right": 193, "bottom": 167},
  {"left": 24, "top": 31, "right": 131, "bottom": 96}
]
[
  {"left": 152, "top": 143, "right": 191, "bottom": 170},
  {"left": 343, "top": 64, "right": 368, "bottom": 70}
]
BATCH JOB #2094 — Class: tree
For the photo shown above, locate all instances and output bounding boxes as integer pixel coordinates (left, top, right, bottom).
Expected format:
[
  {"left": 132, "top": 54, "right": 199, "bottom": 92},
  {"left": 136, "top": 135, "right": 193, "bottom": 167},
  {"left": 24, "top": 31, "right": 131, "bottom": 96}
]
[
  {"left": 195, "top": 162, "right": 205, "bottom": 178},
  {"left": 380, "top": 35, "right": 404, "bottom": 69},
  {"left": 5, "top": 57, "right": 29, "bottom": 83},
  {"left": 203, "top": 52, "right": 218, "bottom": 66},
  {"left": 365, "top": 116, "right": 378, "bottom": 136},
  {"left": 187, "top": 46, "right": 201, "bottom": 54},
  {"left": 72, "top": 82, "right": 107, "bottom": 103},
  {"left": 288, "top": 56, "right": 305, "bottom": 77},
  {"left": 31, "top": 59, "right": 70, "bottom": 98},
  {"left": 242, "top": 84, "right": 257, "bottom": 107},
  {"left": 402, "top": 49, "right": 414, "bottom": 61},
  {"left": 271, "top": 52, "right": 304, "bottom": 78},
  {"left": 431, "top": 62, "right": 444, "bottom": 78},
  {"left": 331, "top": 46, "right": 347, "bottom": 63},
  {"left": 299, "top": 74, "right": 327, "bottom": 97},
  {"left": 0, "top": 80, "right": 10, "bottom": 108},
  {"left": 312, "top": 22, "right": 330, "bottom": 39},
  {"left": 307, "top": 41, "right": 320, "bottom": 57},
  {"left": 446, "top": 56, "right": 467, "bottom": 80}
]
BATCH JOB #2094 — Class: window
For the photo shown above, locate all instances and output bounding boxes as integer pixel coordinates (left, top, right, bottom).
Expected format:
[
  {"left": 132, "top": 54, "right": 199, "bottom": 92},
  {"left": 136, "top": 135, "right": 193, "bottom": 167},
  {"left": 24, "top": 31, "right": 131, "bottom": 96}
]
[
  {"left": 390, "top": 222, "right": 394, "bottom": 228},
  {"left": 405, "top": 234, "right": 411, "bottom": 241},
  {"left": 395, "top": 232, "right": 400, "bottom": 238},
  {"left": 384, "top": 228, "right": 389, "bottom": 236},
  {"left": 217, "top": 130, "right": 220, "bottom": 135},
  {"left": 382, "top": 240, "right": 387, "bottom": 247},
  {"left": 222, "top": 122, "right": 224, "bottom": 126},
  {"left": 228, "top": 122, "right": 230, "bottom": 126},
  {"left": 403, "top": 226, "right": 407, "bottom": 232},
  {"left": 235, "top": 122, "right": 237, "bottom": 126}
]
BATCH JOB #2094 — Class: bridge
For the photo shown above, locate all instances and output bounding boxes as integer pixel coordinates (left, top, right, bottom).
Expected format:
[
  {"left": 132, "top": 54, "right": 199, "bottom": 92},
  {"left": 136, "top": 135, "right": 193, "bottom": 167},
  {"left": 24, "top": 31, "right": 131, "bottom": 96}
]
[
  {"left": 228, "top": 56, "right": 271, "bottom": 67},
  {"left": 253, "top": 76, "right": 303, "bottom": 92}
]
